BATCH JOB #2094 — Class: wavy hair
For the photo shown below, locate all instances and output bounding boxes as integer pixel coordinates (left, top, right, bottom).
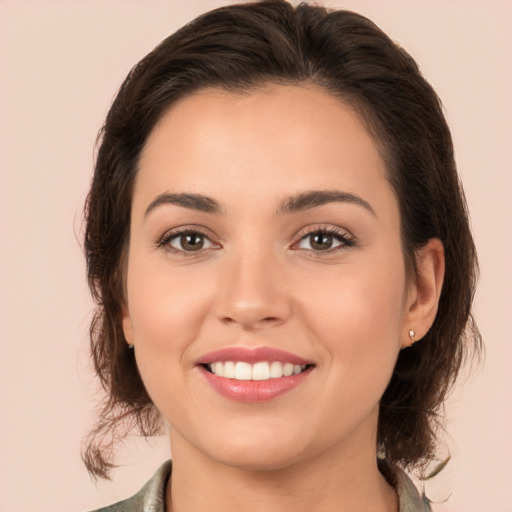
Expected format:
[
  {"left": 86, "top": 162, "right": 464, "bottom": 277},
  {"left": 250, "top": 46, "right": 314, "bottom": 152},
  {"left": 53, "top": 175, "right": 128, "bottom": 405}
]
[{"left": 83, "top": 0, "right": 481, "bottom": 479}]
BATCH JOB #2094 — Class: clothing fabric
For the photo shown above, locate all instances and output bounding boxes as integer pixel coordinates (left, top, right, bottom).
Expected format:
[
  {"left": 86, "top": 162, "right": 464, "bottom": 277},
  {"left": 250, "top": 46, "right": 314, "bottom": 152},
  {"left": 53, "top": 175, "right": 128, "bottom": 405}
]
[{"left": 89, "top": 459, "right": 431, "bottom": 512}]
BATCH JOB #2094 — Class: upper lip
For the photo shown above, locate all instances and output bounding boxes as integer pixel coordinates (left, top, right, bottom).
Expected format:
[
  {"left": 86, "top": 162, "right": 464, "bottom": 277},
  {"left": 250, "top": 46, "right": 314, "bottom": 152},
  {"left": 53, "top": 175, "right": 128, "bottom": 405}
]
[{"left": 196, "top": 346, "right": 313, "bottom": 366}]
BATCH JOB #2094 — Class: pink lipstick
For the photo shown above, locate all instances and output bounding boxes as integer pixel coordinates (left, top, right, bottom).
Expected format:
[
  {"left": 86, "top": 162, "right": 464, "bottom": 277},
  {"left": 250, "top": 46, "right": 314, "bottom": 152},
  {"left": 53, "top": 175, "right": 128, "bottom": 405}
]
[
  {"left": 197, "top": 346, "right": 311, "bottom": 366},
  {"left": 197, "top": 346, "right": 314, "bottom": 402}
]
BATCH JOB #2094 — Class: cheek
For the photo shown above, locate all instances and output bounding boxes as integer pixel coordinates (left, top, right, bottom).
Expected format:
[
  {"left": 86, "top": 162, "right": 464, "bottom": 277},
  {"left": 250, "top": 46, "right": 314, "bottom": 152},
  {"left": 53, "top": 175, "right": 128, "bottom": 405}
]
[
  {"left": 299, "top": 275, "right": 405, "bottom": 437},
  {"left": 297, "top": 258, "right": 406, "bottom": 382},
  {"left": 124, "top": 254, "right": 214, "bottom": 380}
]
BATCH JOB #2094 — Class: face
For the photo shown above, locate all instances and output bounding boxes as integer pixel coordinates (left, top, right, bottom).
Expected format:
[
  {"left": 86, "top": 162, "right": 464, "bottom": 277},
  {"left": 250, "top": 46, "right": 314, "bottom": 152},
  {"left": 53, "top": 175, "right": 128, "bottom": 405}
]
[{"left": 122, "top": 85, "right": 415, "bottom": 471}]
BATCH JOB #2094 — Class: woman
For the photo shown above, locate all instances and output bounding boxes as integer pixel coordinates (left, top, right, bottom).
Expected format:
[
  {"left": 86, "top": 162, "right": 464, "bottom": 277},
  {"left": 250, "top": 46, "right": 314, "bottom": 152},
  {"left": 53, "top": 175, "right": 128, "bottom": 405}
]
[{"left": 83, "top": 1, "right": 481, "bottom": 510}]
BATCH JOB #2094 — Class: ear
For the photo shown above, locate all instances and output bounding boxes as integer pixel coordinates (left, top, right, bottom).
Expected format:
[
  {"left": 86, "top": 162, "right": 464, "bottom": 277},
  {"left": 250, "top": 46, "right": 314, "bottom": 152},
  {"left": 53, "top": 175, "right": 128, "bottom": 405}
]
[
  {"left": 121, "top": 305, "right": 134, "bottom": 346},
  {"left": 401, "top": 238, "right": 445, "bottom": 348}
]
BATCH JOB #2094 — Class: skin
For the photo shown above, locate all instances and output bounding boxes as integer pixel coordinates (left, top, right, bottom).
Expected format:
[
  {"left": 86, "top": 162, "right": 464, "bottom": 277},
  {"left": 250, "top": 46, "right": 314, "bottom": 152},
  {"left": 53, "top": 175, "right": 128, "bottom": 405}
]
[{"left": 122, "top": 85, "right": 444, "bottom": 512}]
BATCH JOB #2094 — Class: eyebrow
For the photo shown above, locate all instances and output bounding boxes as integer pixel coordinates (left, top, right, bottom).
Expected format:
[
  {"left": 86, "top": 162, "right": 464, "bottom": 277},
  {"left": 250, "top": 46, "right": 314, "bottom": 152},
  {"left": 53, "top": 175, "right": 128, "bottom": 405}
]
[
  {"left": 144, "top": 189, "right": 376, "bottom": 218},
  {"left": 277, "top": 190, "right": 376, "bottom": 217},
  {"left": 144, "top": 193, "right": 223, "bottom": 217}
]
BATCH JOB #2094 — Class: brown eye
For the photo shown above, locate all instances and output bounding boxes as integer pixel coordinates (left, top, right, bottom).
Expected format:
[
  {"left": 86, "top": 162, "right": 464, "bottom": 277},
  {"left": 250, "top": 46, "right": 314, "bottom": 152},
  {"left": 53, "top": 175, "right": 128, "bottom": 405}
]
[
  {"left": 309, "top": 233, "right": 334, "bottom": 250},
  {"left": 181, "top": 233, "right": 204, "bottom": 251},
  {"left": 168, "top": 232, "right": 214, "bottom": 252},
  {"left": 296, "top": 229, "right": 350, "bottom": 252}
]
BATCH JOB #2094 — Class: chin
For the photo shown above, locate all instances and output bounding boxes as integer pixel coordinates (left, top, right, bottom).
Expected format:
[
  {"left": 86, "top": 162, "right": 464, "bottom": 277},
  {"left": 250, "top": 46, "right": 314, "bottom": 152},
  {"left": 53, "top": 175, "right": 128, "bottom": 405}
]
[
  {"left": 191, "top": 422, "right": 315, "bottom": 473},
  {"left": 212, "top": 444, "right": 306, "bottom": 473}
]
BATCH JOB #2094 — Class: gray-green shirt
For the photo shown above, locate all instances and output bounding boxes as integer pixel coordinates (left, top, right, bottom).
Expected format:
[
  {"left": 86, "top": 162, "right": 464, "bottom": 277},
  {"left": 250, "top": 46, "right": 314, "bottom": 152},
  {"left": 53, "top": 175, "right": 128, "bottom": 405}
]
[{"left": 90, "top": 460, "right": 431, "bottom": 512}]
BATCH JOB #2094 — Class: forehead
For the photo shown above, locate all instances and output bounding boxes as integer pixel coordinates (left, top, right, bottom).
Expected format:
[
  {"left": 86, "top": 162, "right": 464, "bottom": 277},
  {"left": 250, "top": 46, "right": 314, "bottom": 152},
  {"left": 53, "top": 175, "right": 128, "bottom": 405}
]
[{"left": 135, "top": 84, "right": 394, "bottom": 219}]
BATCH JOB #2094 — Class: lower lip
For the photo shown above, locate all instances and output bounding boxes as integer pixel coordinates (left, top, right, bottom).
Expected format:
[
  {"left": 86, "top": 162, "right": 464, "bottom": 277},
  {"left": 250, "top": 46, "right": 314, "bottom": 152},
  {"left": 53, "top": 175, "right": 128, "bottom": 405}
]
[{"left": 199, "top": 366, "right": 313, "bottom": 403}]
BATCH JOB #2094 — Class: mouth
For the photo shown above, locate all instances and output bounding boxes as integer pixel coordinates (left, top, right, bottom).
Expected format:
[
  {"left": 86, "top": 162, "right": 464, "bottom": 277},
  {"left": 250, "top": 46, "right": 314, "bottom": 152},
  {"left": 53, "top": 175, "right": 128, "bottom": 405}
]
[
  {"left": 203, "top": 361, "right": 313, "bottom": 381},
  {"left": 197, "top": 346, "right": 315, "bottom": 402}
]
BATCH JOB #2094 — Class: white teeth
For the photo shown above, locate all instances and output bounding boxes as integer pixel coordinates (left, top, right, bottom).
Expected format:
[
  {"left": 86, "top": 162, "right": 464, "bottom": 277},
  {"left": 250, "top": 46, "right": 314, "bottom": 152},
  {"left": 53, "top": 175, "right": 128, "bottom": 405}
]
[
  {"left": 269, "top": 361, "right": 283, "bottom": 378},
  {"left": 234, "top": 361, "right": 252, "bottom": 380},
  {"left": 223, "top": 360, "right": 236, "bottom": 378},
  {"left": 212, "top": 362, "right": 222, "bottom": 376},
  {"left": 208, "top": 361, "right": 308, "bottom": 381},
  {"left": 283, "top": 363, "right": 294, "bottom": 377},
  {"left": 252, "top": 362, "right": 270, "bottom": 380}
]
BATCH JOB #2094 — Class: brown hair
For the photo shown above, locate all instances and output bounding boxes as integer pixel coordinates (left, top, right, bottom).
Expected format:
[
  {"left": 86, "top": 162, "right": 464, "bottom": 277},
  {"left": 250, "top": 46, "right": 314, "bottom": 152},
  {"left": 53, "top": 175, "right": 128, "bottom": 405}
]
[{"left": 83, "top": 0, "right": 481, "bottom": 479}]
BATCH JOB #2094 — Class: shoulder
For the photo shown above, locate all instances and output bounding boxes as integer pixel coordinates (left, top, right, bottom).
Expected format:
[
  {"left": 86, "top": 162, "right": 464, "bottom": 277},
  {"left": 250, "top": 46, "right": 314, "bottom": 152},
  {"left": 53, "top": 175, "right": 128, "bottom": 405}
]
[
  {"left": 394, "top": 466, "right": 432, "bottom": 512},
  {"left": 86, "top": 459, "right": 429, "bottom": 512},
  {"left": 87, "top": 460, "right": 172, "bottom": 512}
]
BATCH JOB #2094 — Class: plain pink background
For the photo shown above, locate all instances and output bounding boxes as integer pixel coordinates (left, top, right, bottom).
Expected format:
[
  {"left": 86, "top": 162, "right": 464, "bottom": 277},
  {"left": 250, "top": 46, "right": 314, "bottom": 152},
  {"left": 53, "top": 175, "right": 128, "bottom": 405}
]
[{"left": 1, "top": 1, "right": 511, "bottom": 511}]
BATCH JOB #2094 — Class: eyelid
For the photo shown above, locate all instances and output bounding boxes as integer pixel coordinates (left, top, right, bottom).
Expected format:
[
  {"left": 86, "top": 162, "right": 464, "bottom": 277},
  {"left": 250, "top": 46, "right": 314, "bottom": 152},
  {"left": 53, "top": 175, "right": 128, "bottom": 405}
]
[
  {"left": 157, "top": 225, "right": 221, "bottom": 253},
  {"left": 291, "top": 224, "right": 356, "bottom": 251},
  {"left": 156, "top": 223, "right": 355, "bottom": 254}
]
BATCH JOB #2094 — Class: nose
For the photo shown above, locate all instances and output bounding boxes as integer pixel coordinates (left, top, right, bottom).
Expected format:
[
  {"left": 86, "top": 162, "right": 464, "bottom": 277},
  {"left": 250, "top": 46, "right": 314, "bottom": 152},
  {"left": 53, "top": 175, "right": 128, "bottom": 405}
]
[{"left": 214, "top": 249, "right": 292, "bottom": 330}]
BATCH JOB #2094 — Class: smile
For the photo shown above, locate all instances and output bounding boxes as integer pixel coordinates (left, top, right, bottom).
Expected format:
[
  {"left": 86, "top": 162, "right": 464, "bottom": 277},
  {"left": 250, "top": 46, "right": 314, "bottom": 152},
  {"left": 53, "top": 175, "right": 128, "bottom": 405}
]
[
  {"left": 206, "top": 361, "right": 309, "bottom": 380},
  {"left": 197, "top": 347, "right": 315, "bottom": 402}
]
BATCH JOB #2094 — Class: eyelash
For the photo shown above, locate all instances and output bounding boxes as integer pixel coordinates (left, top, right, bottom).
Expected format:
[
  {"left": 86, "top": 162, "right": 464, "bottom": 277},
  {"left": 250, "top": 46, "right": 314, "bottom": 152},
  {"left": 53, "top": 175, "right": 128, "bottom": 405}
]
[
  {"left": 157, "top": 226, "right": 218, "bottom": 254},
  {"left": 157, "top": 225, "right": 356, "bottom": 255},
  {"left": 292, "top": 226, "right": 356, "bottom": 253}
]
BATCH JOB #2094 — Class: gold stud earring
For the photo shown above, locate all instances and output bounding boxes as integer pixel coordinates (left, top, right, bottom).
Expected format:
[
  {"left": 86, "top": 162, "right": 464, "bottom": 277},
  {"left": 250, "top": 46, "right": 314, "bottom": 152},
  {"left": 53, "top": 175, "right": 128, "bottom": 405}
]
[{"left": 409, "top": 329, "right": 416, "bottom": 344}]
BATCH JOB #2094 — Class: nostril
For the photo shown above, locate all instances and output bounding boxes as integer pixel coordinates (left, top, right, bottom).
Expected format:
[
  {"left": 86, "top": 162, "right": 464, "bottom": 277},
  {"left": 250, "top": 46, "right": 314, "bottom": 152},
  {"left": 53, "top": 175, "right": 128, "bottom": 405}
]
[
  {"left": 261, "top": 317, "right": 281, "bottom": 325},
  {"left": 220, "top": 315, "right": 281, "bottom": 329}
]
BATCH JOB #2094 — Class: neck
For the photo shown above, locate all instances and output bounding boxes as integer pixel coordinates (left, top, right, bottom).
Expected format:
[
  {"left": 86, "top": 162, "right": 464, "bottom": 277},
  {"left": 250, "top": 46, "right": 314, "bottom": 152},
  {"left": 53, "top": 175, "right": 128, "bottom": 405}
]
[{"left": 166, "top": 432, "right": 397, "bottom": 512}]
